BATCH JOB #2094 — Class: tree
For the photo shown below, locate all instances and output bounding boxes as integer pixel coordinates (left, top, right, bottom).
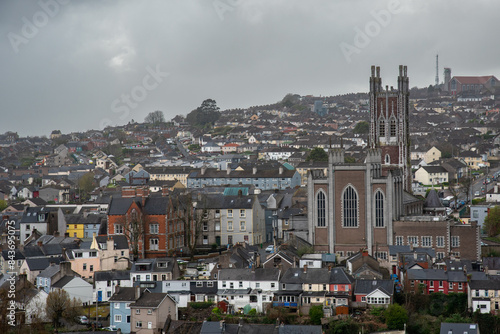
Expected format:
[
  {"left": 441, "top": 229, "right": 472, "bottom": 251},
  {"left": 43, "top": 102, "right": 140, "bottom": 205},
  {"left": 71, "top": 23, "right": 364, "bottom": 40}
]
[
  {"left": 176, "top": 192, "right": 208, "bottom": 260},
  {"left": 306, "top": 147, "right": 328, "bottom": 162},
  {"left": 448, "top": 181, "right": 461, "bottom": 210},
  {"left": 144, "top": 110, "right": 165, "bottom": 125},
  {"left": 309, "top": 305, "right": 323, "bottom": 325},
  {"left": 0, "top": 200, "right": 7, "bottom": 211},
  {"left": 186, "top": 99, "right": 221, "bottom": 128},
  {"left": 484, "top": 206, "right": 500, "bottom": 237},
  {"left": 353, "top": 121, "right": 369, "bottom": 134},
  {"left": 328, "top": 319, "right": 360, "bottom": 334},
  {"left": 459, "top": 176, "right": 473, "bottom": 204},
  {"left": 385, "top": 303, "right": 408, "bottom": 330},
  {"left": 78, "top": 172, "right": 96, "bottom": 201},
  {"left": 120, "top": 209, "right": 145, "bottom": 261},
  {"left": 46, "top": 289, "right": 81, "bottom": 328}
]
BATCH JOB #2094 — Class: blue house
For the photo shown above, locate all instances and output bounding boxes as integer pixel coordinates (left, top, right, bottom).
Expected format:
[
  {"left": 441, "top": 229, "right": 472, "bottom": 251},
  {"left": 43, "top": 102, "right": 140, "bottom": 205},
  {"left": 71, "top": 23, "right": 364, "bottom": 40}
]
[{"left": 109, "top": 286, "right": 144, "bottom": 334}]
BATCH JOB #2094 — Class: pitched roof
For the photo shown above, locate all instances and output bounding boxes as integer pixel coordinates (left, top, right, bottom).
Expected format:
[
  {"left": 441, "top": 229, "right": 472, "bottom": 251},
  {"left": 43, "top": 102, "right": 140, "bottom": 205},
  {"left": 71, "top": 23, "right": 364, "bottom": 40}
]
[
  {"left": 130, "top": 291, "right": 172, "bottom": 308},
  {"left": 94, "top": 270, "right": 130, "bottom": 282},
  {"left": 218, "top": 268, "right": 280, "bottom": 282},
  {"left": 354, "top": 279, "right": 394, "bottom": 295},
  {"left": 108, "top": 197, "right": 140, "bottom": 215}
]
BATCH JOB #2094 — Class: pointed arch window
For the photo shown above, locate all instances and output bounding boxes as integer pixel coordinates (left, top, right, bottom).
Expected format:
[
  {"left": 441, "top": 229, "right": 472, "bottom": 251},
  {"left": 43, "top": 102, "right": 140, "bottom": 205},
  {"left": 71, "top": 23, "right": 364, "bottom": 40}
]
[
  {"left": 379, "top": 118, "right": 385, "bottom": 137},
  {"left": 375, "top": 191, "right": 384, "bottom": 227},
  {"left": 390, "top": 117, "right": 397, "bottom": 137},
  {"left": 343, "top": 186, "right": 358, "bottom": 227},
  {"left": 385, "top": 154, "right": 390, "bottom": 164},
  {"left": 317, "top": 191, "right": 326, "bottom": 227}
]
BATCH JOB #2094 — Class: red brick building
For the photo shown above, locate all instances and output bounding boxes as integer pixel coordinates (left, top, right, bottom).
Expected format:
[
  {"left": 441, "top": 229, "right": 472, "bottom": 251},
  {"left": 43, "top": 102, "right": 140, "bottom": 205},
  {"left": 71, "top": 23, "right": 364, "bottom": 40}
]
[{"left": 107, "top": 187, "right": 189, "bottom": 259}]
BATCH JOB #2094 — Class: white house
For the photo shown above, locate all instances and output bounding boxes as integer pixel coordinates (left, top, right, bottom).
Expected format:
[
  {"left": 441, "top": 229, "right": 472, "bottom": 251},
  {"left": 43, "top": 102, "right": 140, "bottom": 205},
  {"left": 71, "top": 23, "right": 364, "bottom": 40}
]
[
  {"left": 94, "top": 270, "right": 132, "bottom": 302},
  {"left": 217, "top": 268, "right": 280, "bottom": 313},
  {"left": 51, "top": 276, "right": 93, "bottom": 304}
]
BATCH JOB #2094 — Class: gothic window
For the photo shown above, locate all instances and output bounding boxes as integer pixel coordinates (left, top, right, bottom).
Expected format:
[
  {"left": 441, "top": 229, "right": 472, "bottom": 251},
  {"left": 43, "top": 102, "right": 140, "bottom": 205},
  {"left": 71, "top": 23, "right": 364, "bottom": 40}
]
[
  {"left": 385, "top": 154, "right": 390, "bottom": 164},
  {"left": 375, "top": 191, "right": 384, "bottom": 227},
  {"left": 317, "top": 191, "right": 326, "bottom": 227},
  {"left": 343, "top": 186, "right": 358, "bottom": 227},
  {"left": 379, "top": 118, "right": 385, "bottom": 137},
  {"left": 390, "top": 117, "right": 396, "bottom": 137}
]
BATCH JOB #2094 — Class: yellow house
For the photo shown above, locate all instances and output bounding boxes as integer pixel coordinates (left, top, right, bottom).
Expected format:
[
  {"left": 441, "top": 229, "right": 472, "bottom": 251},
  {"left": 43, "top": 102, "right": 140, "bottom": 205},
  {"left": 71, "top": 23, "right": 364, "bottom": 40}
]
[
  {"left": 459, "top": 151, "right": 488, "bottom": 170},
  {"left": 66, "top": 222, "right": 84, "bottom": 238}
]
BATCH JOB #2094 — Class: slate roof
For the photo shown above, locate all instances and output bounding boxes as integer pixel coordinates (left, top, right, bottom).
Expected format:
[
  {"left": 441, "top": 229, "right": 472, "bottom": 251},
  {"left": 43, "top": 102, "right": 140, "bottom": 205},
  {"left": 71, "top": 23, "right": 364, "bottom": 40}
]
[
  {"left": 95, "top": 235, "right": 129, "bottom": 250},
  {"left": 25, "top": 256, "right": 62, "bottom": 271},
  {"left": 51, "top": 275, "right": 78, "bottom": 288},
  {"left": 65, "top": 214, "right": 106, "bottom": 226},
  {"left": 354, "top": 279, "right": 394, "bottom": 295},
  {"left": 468, "top": 279, "right": 500, "bottom": 290},
  {"left": 131, "top": 258, "right": 177, "bottom": 273},
  {"left": 425, "top": 189, "right": 443, "bottom": 208},
  {"left": 218, "top": 268, "right": 280, "bottom": 282},
  {"left": 406, "top": 269, "right": 448, "bottom": 281},
  {"left": 280, "top": 268, "right": 330, "bottom": 284},
  {"left": 1, "top": 249, "right": 25, "bottom": 260},
  {"left": 130, "top": 292, "right": 172, "bottom": 308},
  {"left": 109, "top": 287, "right": 145, "bottom": 302},
  {"left": 388, "top": 245, "right": 411, "bottom": 256},
  {"left": 108, "top": 197, "right": 140, "bottom": 215},
  {"left": 37, "top": 263, "right": 61, "bottom": 278},
  {"left": 439, "top": 323, "right": 479, "bottom": 334},
  {"left": 482, "top": 257, "right": 500, "bottom": 270},
  {"left": 143, "top": 196, "right": 168, "bottom": 215},
  {"left": 94, "top": 270, "right": 130, "bottom": 282}
]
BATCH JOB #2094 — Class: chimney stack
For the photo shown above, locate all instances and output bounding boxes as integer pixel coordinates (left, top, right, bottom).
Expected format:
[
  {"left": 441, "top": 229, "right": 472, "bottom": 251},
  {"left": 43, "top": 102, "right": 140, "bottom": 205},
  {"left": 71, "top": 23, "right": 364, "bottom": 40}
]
[
  {"left": 303, "top": 264, "right": 307, "bottom": 273},
  {"left": 253, "top": 167, "right": 257, "bottom": 175},
  {"left": 279, "top": 166, "right": 283, "bottom": 175},
  {"left": 135, "top": 286, "right": 141, "bottom": 300}
]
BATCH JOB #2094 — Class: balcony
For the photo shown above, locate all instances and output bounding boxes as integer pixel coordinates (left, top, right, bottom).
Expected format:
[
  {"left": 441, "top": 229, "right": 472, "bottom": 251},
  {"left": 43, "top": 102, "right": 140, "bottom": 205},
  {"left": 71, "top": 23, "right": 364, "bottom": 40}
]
[{"left": 272, "top": 302, "right": 298, "bottom": 308}]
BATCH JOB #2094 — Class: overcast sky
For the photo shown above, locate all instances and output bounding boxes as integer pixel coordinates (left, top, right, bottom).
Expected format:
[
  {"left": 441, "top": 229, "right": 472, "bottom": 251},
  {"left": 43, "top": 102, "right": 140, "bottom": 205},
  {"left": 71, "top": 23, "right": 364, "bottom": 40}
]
[{"left": 1, "top": 0, "right": 499, "bottom": 136}]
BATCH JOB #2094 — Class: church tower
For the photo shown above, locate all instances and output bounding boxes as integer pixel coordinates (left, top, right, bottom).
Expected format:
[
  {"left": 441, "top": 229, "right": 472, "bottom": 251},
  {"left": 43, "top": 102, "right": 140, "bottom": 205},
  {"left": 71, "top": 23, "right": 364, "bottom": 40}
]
[{"left": 369, "top": 65, "right": 411, "bottom": 192}]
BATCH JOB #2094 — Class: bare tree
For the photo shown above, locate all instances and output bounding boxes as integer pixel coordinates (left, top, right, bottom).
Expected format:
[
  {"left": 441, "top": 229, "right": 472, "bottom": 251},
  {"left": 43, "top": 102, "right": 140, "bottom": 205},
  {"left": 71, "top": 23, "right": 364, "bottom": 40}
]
[
  {"left": 46, "top": 289, "right": 81, "bottom": 328},
  {"left": 116, "top": 209, "right": 145, "bottom": 260},
  {"left": 448, "top": 181, "right": 461, "bottom": 210},
  {"left": 459, "top": 177, "right": 473, "bottom": 204},
  {"left": 144, "top": 110, "right": 165, "bottom": 125},
  {"left": 176, "top": 192, "right": 208, "bottom": 260}
]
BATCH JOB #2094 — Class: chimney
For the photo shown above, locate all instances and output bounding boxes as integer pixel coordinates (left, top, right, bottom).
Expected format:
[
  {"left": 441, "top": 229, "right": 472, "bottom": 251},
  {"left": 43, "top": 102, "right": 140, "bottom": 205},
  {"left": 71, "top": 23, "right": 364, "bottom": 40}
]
[
  {"left": 227, "top": 168, "right": 231, "bottom": 175},
  {"left": 238, "top": 189, "right": 243, "bottom": 198},
  {"left": 64, "top": 232, "right": 69, "bottom": 237},
  {"left": 53, "top": 231, "right": 60, "bottom": 237},
  {"left": 60, "top": 261, "right": 72, "bottom": 277},
  {"left": 362, "top": 249, "right": 368, "bottom": 257},
  {"left": 328, "top": 265, "right": 332, "bottom": 272},
  {"left": 303, "top": 264, "right": 307, "bottom": 273},
  {"left": 19, "top": 273, "right": 27, "bottom": 288},
  {"left": 135, "top": 286, "right": 141, "bottom": 300},
  {"left": 279, "top": 166, "right": 283, "bottom": 175},
  {"left": 495, "top": 185, "right": 498, "bottom": 193},
  {"left": 37, "top": 241, "right": 43, "bottom": 247},
  {"left": 253, "top": 167, "right": 257, "bottom": 175},
  {"left": 115, "top": 284, "right": 120, "bottom": 295}
]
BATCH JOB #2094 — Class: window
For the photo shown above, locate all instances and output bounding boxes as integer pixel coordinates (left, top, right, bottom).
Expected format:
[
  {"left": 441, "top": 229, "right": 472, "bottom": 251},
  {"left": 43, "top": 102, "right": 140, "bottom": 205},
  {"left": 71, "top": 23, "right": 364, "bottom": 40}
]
[
  {"left": 437, "top": 252, "right": 445, "bottom": 260},
  {"left": 196, "top": 281, "right": 203, "bottom": 287},
  {"left": 439, "top": 281, "right": 443, "bottom": 288},
  {"left": 83, "top": 263, "right": 87, "bottom": 271},
  {"left": 222, "top": 281, "right": 226, "bottom": 288},
  {"left": 114, "top": 303, "right": 120, "bottom": 309},
  {"left": 451, "top": 236, "right": 460, "bottom": 248},
  {"left": 150, "top": 238, "right": 159, "bottom": 251},
  {"left": 256, "top": 282, "right": 260, "bottom": 288},
  {"left": 90, "top": 265, "right": 93, "bottom": 272},
  {"left": 136, "top": 321, "right": 142, "bottom": 328},
  {"left": 240, "top": 209, "right": 245, "bottom": 217},
  {"left": 317, "top": 191, "right": 326, "bottom": 227},
  {"left": 395, "top": 236, "right": 403, "bottom": 246},
  {"left": 126, "top": 303, "right": 130, "bottom": 309},
  {"left": 115, "top": 314, "right": 122, "bottom": 322},
  {"left": 208, "top": 281, "right": 214, "bottom": 287},
  {"left": 240, "top": 221, "right": 246, "bottom": 231},
  {"left": 436, "top": 236, "right": 444, "bottom": 248},
  {"left": 458, "top": 283, "right": 463, "bottom": 290},
  {"left": 430, "top": 281, "right": 434, "bottom": 287},
  {"left": 215, "top": 222, "right": 220, "bottom": 231},
  {"left": 390, "top": 117, "right": 396, "bottom": 137},
  {"left": 148, "top": 309, "right": 152, "bottom": 315},
  {"left": 239, "top": 281, "right": 243, "bottom": 288},
  {"left": 203, "top": 222, "right": 208, "bottom": 231},
  {"left": 136, "top": 309, "right": 140, "bottom": 315},
  {"left": 343, "top": 186, "right": 358, "bottom": 227},
  {"left": 150, "top": 224, "right": 159, "bottom": 234},
  {"left": 375, "top": 191, "right": 384, "bottom": 227},
  {"left": 227, "top": 221, "right": 233, "bottom": 231},
  {"left": 472, "top": 210, "right": 479, "bottom": 218},
  {"left": 408, "top": 236, "right": 418, "bottom": 247},
  {"left": 449, "top": 282, "right": 453, "bottom": 289},
  {"left": 422, "top": 236, "right": 432, "bottom": 247},
  {"left": 115, "top": 224, "right": 123, "bottom": 234},
  {"left": 203, "top": 235, "right": 208, "bottom": 245},
  {"left": 271, "top": 283, "right": 275, "bottom": 288},
  {"left": 379, "top": 118, "right": 385, "bottom": 137},
  {"left": 376, "top": 252, "right": 387, "bottom": 260},
  {"left": 228, "top": 210, "right": 233, "bottom": 218},
  {"left": 230, "top": 282, "right": 234, "bottom": 289}
]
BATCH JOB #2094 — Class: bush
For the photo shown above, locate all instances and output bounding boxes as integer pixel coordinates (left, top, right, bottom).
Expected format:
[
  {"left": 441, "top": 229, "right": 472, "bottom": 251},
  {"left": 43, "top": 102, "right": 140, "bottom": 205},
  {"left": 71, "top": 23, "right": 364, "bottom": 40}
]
[
  {"left": 248, "top": 309, "right": 257, "bottom": 316},
  {"left": 212, "top": 307, "right": 221, "bottom": 315},
  {"left": 385, "top": 304, "right": 408, "bottom": 330},
  {"left": 190, "top": 301, "right": 214, "bottom": 309},
  {"left": 309, "top": 305, "right": 323, "bottom": 325}
]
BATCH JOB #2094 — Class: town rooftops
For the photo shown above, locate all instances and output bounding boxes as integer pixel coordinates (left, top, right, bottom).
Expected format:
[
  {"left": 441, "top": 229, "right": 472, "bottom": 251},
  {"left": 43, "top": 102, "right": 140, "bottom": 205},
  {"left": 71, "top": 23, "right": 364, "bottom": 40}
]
[
  {"left": 218, "top": 268, "right": 280, "bottom": 282},
  {"left": 130, "top": 291, "right": 173, "bottom": 308}
]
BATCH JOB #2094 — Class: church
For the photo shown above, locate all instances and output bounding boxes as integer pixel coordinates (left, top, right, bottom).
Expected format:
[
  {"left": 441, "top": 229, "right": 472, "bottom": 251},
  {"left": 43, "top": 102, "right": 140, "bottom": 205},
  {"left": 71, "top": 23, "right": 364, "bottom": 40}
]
[{"left": 307, "top": 66, "right": 480, "bottom": 262}]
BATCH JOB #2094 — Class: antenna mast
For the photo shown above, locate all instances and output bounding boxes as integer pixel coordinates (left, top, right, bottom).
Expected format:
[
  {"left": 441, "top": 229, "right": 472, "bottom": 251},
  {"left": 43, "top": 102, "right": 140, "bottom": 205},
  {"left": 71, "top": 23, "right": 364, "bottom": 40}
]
[{"left": 435, "top": 54, "right": 439, "bottom": 86}]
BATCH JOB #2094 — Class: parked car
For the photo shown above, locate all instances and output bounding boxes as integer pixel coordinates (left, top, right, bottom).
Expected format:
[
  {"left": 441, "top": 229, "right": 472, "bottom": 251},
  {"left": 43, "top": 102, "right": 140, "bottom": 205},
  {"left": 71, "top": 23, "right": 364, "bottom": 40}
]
[
  {"left": 103, "top": 325, "right": 117, "bottom": 331},
  {"left": 76, "top": 315, "right": 88, "bottom": 324},
  {"left": 265, "top": 245, "right": 275, "bottom": 253}
]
